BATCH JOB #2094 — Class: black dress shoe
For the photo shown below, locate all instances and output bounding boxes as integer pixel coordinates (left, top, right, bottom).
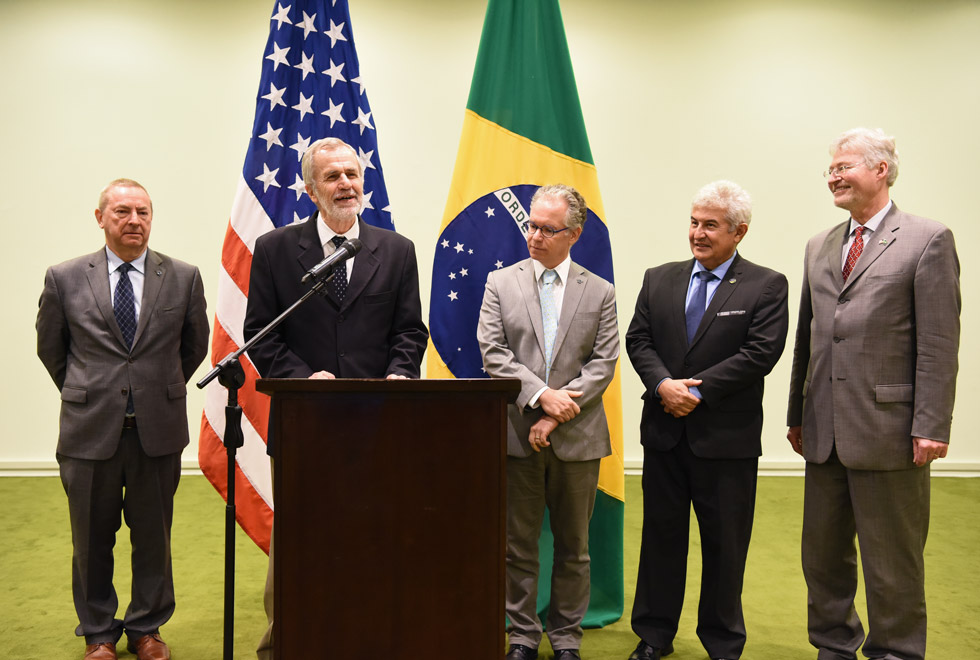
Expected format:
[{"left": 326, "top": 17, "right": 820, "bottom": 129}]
[
  {"left": 506, "top": 643, "right": 538, "bottom": 660},
  {"left": 627, "top": 640, "right": 674, "bottom": 660},
  {"left": 554, "top": 650, "right": 581, "bottom": 660}
]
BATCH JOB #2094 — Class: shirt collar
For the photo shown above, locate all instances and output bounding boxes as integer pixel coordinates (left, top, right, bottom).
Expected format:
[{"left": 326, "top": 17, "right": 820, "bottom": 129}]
[
  {"left": 105, "top": 246, "right": 147, "bottom": 274},
  {"left": 317, "top": 215, "right": 360, "bottom": 248},
  {"left": 532, "top": 255, "right": 572, "bottom": 284},
  {"left": 691, "top": 250, "right": 737, "bottom": 282},
  {"left": 849, "top": 200, "right": 892, "bottom": 236}
]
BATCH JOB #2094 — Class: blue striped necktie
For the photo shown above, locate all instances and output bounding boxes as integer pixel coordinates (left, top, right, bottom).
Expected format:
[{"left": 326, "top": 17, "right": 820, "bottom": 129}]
[{"left": 685, "top": 270, "right": 716, "bottom": 343}]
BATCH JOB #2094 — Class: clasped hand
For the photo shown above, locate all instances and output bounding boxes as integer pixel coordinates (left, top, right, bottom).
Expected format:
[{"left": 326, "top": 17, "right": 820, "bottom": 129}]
[{"left": 657, "top": 378, "right": 702, "bottom": 418}]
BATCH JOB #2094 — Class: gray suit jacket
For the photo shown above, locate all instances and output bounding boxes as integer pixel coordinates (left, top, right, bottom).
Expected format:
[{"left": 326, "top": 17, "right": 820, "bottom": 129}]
[
  {"left": 787, "top": 204, "right": 960, "bottom": 470},
  {"left": 477, "top": 259, "right": 619, "bottom": 461},
  {"left": 37, "top": 247, "right": 210, "bottom": 460}
]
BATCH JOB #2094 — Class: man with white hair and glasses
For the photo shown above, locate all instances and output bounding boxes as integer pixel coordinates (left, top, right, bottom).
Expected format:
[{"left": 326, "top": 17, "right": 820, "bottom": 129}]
[{"left": 787, "top": 127, "right": 961, "bottom": 660}]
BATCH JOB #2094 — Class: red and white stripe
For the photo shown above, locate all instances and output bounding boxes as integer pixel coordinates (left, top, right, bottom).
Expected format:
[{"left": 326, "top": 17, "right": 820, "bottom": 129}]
[{"left": 198, "top": 178, "right": 278, "bottom": 553}]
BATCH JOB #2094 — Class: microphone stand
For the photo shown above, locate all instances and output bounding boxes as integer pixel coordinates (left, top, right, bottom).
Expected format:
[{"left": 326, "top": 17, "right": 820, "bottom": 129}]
[{"left": 196, "top": 262, "right": 337, "bottom": 660}]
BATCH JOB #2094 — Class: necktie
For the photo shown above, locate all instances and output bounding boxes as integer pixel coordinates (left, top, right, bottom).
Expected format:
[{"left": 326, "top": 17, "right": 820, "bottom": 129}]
[
  {"left": 686, "top": 270, "right": 716, "bottom": 343},
  {"left": 114, "top": 263, "right": 137, "bottom": 349},
  {"left": 113, "top": 263, "right": 137, "bottom": 414},
  {"left": 540, "top": 269, "right": 559, "bottom": 381},
  {"left": 842, "top": 225, "right": 865, "bottom": 282},
  {"left": 329, "top": 236, "right": 349, "bottom": 301}
]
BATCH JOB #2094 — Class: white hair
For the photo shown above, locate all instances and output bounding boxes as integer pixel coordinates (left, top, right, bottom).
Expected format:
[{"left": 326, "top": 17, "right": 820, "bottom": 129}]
[
  {"left": 691, "top": 180, "right": 752, "bottom": 231},
  {"left": 831, "top": 127, "right": 899, "bottom": 187}
]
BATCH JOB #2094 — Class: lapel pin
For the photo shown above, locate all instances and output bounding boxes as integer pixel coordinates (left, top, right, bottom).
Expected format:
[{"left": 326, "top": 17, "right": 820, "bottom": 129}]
[
  {"left": 577, "top": 278, "right": 583, "bottom": 284},
  {"left": 156, "top": 270, "right": 163, "bottom": 276},
  {"left": 729, "top": 278, "right": 737, "bottom": 284},
  {"left": 878, "top": 239, "right": 889, "bottom": 245}
]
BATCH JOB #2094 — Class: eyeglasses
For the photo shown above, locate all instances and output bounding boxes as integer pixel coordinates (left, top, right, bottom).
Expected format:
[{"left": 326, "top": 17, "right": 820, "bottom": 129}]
[
  {"left": 823, "top": 163, "right": 862, "bottom": 179},
  {"left": 527, "top": 222, "right": 571, "bottom": 239}
]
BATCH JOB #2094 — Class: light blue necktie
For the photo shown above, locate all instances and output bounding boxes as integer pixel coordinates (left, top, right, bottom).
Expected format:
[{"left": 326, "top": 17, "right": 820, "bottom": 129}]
[{"left": 541, "top": 269, "right": 559, "bottom": 381}]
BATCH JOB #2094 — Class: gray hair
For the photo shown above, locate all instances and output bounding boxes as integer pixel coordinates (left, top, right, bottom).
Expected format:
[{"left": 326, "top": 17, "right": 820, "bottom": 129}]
[
  {"left": 98, "top": 178, "right": 151, "bottom": 212},
  {"left": 691, "top": 180, "right": 752, "bottom": 231},
  {"left": 301, "top": 137, "right": 361, "bottom": 188},
  {"left": 831, "top": 127, "right": 899, "bottom": 187},
  {"left": 530, "top": 184, "right": 588, "bottom": 230}
]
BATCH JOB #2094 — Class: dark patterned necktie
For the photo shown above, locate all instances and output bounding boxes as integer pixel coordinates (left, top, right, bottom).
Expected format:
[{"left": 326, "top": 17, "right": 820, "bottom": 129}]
[
  {"left": 114, "top": 263, "right": 137, "bottom": 349},
  {"left": 685, "top": 270, "right": 716, "bottom": 343},
  {"left": 842, "top": 226, "right": 865, "bottom": 282},
  {"left": 330, "top": 236, "right": 349, "bottom": 301},
  {"left": 113, "top": 262, "right": 137, "bottom": 414}
]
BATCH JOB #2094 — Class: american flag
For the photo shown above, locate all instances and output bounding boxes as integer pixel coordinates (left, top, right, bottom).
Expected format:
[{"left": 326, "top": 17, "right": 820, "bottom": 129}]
[{"left": 199, "top": 0, "right": 392, "bottom": 553}]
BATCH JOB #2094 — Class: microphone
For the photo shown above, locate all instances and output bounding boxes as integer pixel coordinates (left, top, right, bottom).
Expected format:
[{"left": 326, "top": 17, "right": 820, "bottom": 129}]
[{"left": 301, "top": 237, "right": 363, "bottom": 285}]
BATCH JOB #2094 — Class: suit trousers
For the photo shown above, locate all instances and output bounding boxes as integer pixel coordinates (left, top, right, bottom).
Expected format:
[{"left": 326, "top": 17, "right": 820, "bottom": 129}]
[
  {"left": 257, "top": 461, "right": 275, "bottom": 660},
  {"left": 803, "top": 450, "right": 929, "bottom": 660},
  {"left": 632, "top": 435, "right": 758, "bottom": 659},
  {"left": 58, "top": 426, "right": 181, "bottom": 645},
  {"left": 506, "top": 449, "right": 600, "bottom": 651}
]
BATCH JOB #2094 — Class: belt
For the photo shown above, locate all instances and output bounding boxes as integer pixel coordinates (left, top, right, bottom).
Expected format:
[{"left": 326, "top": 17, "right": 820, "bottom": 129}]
[{"left": 122, "top": 416, "right": 138, "bottom": 429}]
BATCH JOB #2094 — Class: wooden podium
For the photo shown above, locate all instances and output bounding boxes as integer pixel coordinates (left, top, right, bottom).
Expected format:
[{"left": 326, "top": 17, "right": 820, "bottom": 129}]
[{"left": 256, "top": 377, "right": 520, "bottom": 659}]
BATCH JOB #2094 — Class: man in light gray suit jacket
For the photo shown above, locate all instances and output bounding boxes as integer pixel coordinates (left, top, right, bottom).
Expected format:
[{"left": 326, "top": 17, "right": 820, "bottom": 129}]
[
  {"left": 787, "top": 128, "right": 960, "bottom": 660},
  {"left": 478, "top": 184, "right": 619, "bottom": 660},
  {"left": 37, "top": 179, "right": 210, "bottom": 660}
]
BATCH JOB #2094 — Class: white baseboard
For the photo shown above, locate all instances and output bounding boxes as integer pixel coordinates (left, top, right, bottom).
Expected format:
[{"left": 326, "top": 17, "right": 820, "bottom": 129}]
[
  {"left": 0, "top": 460, "right": 204, "bottom": 478},
  {"left": 4, "top": 459, "right": 978, "bottom": 478},
  {"left": 623, "top": 459, "right": 980, "bottom": 477}
]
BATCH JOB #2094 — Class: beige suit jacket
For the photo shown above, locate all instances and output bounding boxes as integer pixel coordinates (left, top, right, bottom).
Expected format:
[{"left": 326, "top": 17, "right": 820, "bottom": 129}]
[
  {"left": 787, "top": 204, "right": 960, "bottom": 470},
  {"left": 477, "top": 258, "right": 619, "bottom": 461}
]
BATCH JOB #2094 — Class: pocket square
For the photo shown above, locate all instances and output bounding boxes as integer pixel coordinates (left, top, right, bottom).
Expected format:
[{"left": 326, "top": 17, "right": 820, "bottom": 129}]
[{"left": 716, "top": 310, "right": 746, "bottom": 316}]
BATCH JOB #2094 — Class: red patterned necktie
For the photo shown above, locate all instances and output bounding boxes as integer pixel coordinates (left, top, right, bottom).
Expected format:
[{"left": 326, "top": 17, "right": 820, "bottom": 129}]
[{"left": 842, "top": 226, "right": 865, "bottom": 282}]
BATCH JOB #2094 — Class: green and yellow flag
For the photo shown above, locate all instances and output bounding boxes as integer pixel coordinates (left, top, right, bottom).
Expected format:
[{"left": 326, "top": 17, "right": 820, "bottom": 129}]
[{"left": 427, "top": 0, "right": 624, "bottom": 626}]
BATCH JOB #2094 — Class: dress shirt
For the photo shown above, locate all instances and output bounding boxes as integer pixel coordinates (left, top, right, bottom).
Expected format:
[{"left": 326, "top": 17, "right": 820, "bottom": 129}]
[
  {"left": 106, "top": 247, "right": 147, "bottom": 321},
  {"left": 529, "top": 255, "right": 572, "bottom": 407},
  {"left": 317, "top": 215, "right": 361, "bottom": 275},
  {"left": 658, "top": 252, "right": 737, "bottom": 401},
  {"left": 841, "top": 200, "right": 891, "bottom": 266}
]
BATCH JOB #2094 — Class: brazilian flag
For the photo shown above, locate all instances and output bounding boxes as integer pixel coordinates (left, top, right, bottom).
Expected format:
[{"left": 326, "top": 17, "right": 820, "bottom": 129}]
[{"left": 427, "top": 0, "right": 624, "bottom": 627}]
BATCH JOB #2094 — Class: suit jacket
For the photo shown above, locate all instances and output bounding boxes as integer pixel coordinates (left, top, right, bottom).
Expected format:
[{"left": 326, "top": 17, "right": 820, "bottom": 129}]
[
  {"left": 626, "top": 254, "right": 788, "bottom": 459},
  {"left": 244, "top": 215, "right": 428, "bottom": 379},
  {"left": 36, "top": 247, "right": 210, "bottom": 460},
  {"left": 477, "top": 259, "right": 619, "bottom": 461},
  {"left": 787, "top": 204, "right": 960, "bottom": 470}
]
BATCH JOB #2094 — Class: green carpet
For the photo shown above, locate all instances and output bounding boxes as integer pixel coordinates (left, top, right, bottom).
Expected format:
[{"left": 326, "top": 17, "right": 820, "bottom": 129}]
[{"left": 1, "top": 475, "right": 978, "bottom": 659}]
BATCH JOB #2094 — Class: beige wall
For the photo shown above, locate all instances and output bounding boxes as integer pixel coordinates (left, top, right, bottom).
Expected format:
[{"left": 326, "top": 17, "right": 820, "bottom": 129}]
[{"left": 3, "top": 0, "right": 977, "bottom": 472}]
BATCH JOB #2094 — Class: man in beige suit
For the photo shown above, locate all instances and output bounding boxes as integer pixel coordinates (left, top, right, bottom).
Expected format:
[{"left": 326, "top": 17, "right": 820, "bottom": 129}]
[
  {"left": 37, "top": 179, "right": 210, "bottom": 660},
  {"left": 787, "top": 128, "right": 960, "bottom": 660},
  {"left": 478, "top": 184, "right": 619, "bottom": 660}
]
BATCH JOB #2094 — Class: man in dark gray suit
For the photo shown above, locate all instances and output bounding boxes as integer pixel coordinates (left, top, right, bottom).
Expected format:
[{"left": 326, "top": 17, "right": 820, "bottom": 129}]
[
  {"left": 37, "top": 178, "right": 210, "bottom": 660},
  {"left": 626, "top": 180, "right": 788, "bottom": 660},
  {"left": 787, "top": 128, "right": 960, "bottom": 660},
  {"left": 478, "top": 184, "right": 619, "bottom": 660}
]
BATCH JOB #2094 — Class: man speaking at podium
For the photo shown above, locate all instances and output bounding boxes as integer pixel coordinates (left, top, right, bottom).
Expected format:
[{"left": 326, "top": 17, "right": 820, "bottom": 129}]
[
  {"left": 244, "top": 136, "right": 427, "bottom": 382},
  {"left": 243, "top": 136, "right": 427, "bottom": 659}
]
